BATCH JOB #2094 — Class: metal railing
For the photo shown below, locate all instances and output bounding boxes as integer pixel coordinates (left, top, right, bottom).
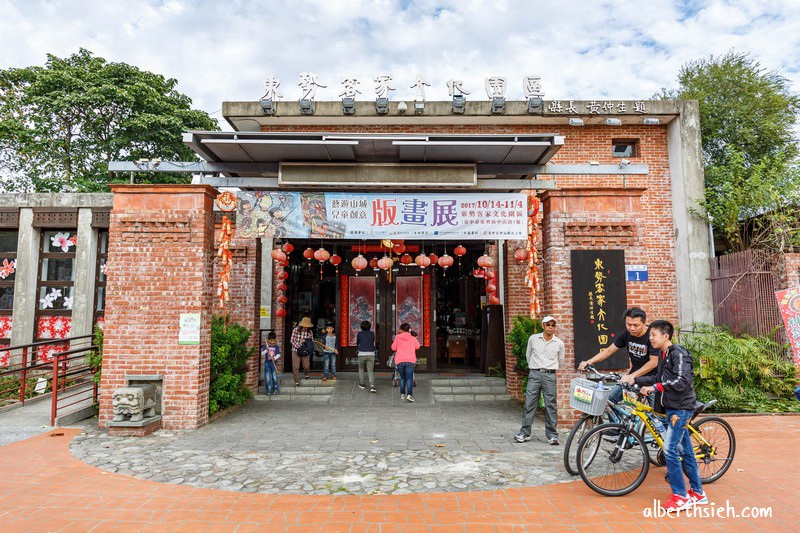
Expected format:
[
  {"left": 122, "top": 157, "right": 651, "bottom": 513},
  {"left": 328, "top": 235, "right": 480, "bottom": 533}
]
[{"left": 0, "top": 335, "right": 98, "bottom": 425}]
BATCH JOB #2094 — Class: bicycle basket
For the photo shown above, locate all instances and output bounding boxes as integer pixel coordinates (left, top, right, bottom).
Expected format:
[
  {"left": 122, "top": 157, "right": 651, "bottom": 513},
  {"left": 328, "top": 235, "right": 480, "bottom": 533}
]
[{"left": 569, "top": 377, "right": 611, "bottom": 416}]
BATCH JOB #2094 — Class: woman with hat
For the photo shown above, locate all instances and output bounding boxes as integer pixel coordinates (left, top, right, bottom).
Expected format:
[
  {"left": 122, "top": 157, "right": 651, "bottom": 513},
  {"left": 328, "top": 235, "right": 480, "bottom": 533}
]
[{"left": 290, "top": 316, "right": 315, "bottom": 386}]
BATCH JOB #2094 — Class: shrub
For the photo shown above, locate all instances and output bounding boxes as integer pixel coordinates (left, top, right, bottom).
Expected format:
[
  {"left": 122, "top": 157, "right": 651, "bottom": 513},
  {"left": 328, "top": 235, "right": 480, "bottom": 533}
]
[
  {"left": 680, "top": 324, "right": 799, "bottom": 413},
  {"left": 508, "top": 316, "right": 542, "bottom": 394},
  {"left": 87, "top": 324, "right": 103, "bottom": 384},
  {"left": 209, "top": 316, "right": 254, "bottom": 415}
]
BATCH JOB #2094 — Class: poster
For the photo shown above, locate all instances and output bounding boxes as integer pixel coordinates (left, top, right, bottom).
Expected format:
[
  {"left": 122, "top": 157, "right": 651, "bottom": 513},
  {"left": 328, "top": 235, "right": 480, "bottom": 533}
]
[
  {"left": 179, "top": 313, "right": 201, "bottom": 345},
  {"left": 775, "top": 287, "right": 800, "bottom": 366},
  {"left": 571, "top": 250, "right": 627, "bottom": 369},
  {"left": 348, "top": 276, "right": 375, "bottom": 346},
  {"left": 396, "top": 276, "right": 423, "bottom": 341},
  {"left": 235, "top": 191, "right": 527, "bottom": 240}
]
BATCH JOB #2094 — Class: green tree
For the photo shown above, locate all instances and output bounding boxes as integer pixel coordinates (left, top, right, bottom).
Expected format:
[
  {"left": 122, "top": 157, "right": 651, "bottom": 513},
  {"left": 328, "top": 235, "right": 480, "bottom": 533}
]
[
  {"left": 658, "top": 51, "right": 800, "bottom": 252},
  {"left": 0, "top": 48, "right": 218, "bottom": 192}
]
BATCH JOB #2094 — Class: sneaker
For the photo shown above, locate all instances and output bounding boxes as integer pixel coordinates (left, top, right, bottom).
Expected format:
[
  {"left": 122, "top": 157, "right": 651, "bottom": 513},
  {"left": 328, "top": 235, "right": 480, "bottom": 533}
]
[
  {"left": 514, "top": 433, "right": 531, "bottom": 443},
  {"left": 305, "top": 374, "right": 310, "bottom": 379},
  {"left": 406, "top": 395, "right": 415, "bottom": 402},
  {"left": 370, "top": 387, "right": 377, "bottom": 393},
  {"left": 688, "top": 489, "right": 708, "bottom": 505},
  {"left": 322, "top": 376, "right": 327, "bottom": 382},
  {"left": 549, "top": 437, "right": 560, "bottom": 446},
  {"left": 332, "top": 376, "right": 337, "bottom": 381},
  {"left": 401, "top": 394, "right": 406, "bottom": 400},
  {"left": 662, "top": 494, "right": 693, "bottom": 512},
  {"left": 274, "top": 390, "right": 279, "bottom": 395},
  {"left": 294, "top": 381, "right": 300, "bottom": 386},
  {"left": 359, "top": 383, "right": 365, "bottom": 389}
]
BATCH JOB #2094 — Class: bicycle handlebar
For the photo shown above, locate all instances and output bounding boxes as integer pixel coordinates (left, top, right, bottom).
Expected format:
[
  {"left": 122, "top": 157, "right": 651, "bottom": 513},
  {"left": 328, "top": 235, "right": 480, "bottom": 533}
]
[{"left": 583, "top": 363, "right": 644, "bottom": 394}]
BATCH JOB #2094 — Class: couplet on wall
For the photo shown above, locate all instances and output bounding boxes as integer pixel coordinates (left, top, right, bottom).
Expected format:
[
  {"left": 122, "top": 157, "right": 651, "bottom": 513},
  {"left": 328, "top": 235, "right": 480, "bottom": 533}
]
[{"left": 571, "top": 250, "right": 628, "bottom": 370}]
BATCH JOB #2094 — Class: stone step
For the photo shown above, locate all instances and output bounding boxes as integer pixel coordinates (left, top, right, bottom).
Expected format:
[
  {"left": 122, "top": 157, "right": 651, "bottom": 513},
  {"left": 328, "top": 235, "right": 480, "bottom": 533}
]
[
  {"left": 429, "top": 377, "right": 506, "bottom": 386},
  {"left": 258, "top": 385, "right": 332, "bottom": 395},
  {"left": 254, "top": 393, "right": 331, "bottom": 402},
  {"left": 431, "top": 385, "right": 508, "bottom": 394},
  {"left": 434, "top": 394, "right": 512, "bottom": 402}
]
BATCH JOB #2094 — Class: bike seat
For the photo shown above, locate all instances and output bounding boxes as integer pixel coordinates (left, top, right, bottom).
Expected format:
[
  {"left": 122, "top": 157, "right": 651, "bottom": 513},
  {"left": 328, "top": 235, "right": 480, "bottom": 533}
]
[{"left": 692, "top": 399, "right": 717, "bottom": 419}]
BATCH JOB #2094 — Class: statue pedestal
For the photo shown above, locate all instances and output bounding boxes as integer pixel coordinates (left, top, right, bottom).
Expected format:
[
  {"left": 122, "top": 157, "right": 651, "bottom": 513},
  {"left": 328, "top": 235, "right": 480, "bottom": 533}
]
[{"left": 108, "top": 415, "right": 162, "bottom": 437}]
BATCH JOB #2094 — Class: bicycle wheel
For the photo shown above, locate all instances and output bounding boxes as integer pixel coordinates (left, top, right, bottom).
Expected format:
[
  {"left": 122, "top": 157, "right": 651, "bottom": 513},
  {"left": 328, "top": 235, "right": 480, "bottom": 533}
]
[
  {"left": 563, "top": 414, "right": 602, "bottom": 475},
  {"left": 577, "top": 423, "right": 650, "bottom": 496},
  {"left": 690, "top": 416, "right": 736, "bottom": 483}
]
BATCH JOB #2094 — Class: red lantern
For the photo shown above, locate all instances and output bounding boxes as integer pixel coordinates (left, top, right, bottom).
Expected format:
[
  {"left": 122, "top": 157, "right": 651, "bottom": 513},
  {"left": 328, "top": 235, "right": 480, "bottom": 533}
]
[
  {"left": 314, "top": 247, "right": 330, "bottom": 263},
  {"left": 351, "top": 254, "right": 368, "bottom": 272},
  {"left": 514, "top": 248, "right": 529, "bottom": 262},
  {"left": 275, "top": 308, "right": 287, "bottom": 318},
  {"left": 477, "top": 254, "right": 494, "bottom": 269},
  {"left": 473, "top": 268, "right": 486, "bottom": 278},
  {"left": 329, "top": 254, "right": 342, "bottom": 266},
  {"left": 279, "top": 258, "right": 289, "bottom": 267},
  {"left": 303, "top": 247, "right": 315, "bottom": 260},
  {"left": 391, "top": 239, "right": 404, "bottom": 246},
  {"left": 528, "top": 194, "right": 540, "bottom": 218},
  {"left": 277, "top": 295, "right": 288, "bottom": 304},
  {"left": 277, "top": 271, "right": 289, "bottom": 280},
  {"left": 276, "top": 283, "right": 287, "bottom": 292},
  {"left": 369, "top": 258, "right": 379, "bottom": 269},
  {"left": 489, "top": 294, "right": 501, "bottom": 305},
  {"left": 378, "top": 256, "right": 393, "bottom": 270},
  {"left": 271, "top": 249, "right": 287, "bottom": 262},
  {"left": 485, "top": 269, "right": 497, "bottom": 280},
  {"left": 393, "top": 243, "right": 406, "bottom": 254},
  {"left": 438, "top": 253, "right": 454, "bottom": 269},
  {"left": 454, "top": 245, "right": 466, "bottom": 257},
  {"left": 400, "top": 253, "right": 413, "bottom": 265},
  {"left": 428, "top": 252, "right": 439, "bottom": 265},
  {"left": 282, "top": 242, "right": 294, "bottom": 254},
  {"left": 415, "top": 253, "right": 431, "bottom": 268},
  {"left": 486, "top": 283, "right": 497, "bottom": 294}
]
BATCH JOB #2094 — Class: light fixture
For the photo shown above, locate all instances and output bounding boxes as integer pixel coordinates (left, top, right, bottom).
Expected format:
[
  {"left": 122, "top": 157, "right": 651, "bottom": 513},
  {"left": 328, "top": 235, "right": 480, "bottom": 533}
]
[
  {"left": 490, "top": 97, "right": 506, "bottom": 114},
  {"left": 299, "top": 99, "right": 314, "bottom": 115},
  {"left": 568, "top": 118, "right": 584, "bottom": 126},
  {"left": 643, "top": 117, "right": 660, "bottom": 125},
  {"left": 341, "top": 97, "right": 356, "bottom": 115},
  {"left": 605, "top": 118, "right": 622, "bottom": 126},
  {"left": 527, "top": 96, "right": 544, "bottom": 113},
  {"left": 397, "top": 101, "right": 408, "bottom": 113},
  {"left": 619, "top": 159, "right": 631, "bottom": 167},
  {"left": 452, "top": 95, "right": 466, "bottom": 114},
  {"left": 375, "top": 97, "right": 389, "bottom": 115},
  {"left": 260, "top": 98, "right": 275, "bottom": 115},
  {"left": 414, "top": 100, "right": 425, "bottom": 114}
]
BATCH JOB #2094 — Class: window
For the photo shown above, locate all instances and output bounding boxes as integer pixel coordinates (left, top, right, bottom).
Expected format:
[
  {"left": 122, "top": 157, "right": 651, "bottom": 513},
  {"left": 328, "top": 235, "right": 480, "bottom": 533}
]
[
  {"left": 612, "top": 139, "right": 639, "bottom": 158},
  {"left": 35, "top": 230, "right": 77, "bottom": 361},
  {"left": 95, "top": 230, "right": 108, "bottom": 326},
  {"left": 0, "top": 230, "right": 17, "bottom": 353}
]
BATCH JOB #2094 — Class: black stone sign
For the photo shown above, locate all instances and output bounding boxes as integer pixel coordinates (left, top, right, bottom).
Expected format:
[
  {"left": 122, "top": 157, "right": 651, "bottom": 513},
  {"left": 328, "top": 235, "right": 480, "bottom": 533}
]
[{"left": 571, "top": 250, "right": 628, "bottom": 370}]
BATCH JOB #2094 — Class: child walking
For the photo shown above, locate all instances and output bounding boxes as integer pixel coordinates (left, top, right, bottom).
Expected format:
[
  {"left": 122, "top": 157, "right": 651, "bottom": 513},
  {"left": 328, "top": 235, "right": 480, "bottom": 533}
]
[
  {"left": 262, "top": 332, "right": 281, "bottom": 395},
  {"left": 318, "top": 322, "right": 339, "bottom": 382}
]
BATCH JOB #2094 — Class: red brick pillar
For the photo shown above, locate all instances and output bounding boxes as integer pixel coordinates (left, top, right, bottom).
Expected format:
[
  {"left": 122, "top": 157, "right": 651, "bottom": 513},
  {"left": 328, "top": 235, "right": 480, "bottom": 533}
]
[{"left": 99, "top": 185, "right": 216, "bottom": 430}]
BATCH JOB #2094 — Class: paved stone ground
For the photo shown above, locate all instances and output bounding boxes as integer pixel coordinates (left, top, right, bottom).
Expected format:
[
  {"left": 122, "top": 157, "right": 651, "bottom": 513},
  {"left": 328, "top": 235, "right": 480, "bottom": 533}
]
[
  {"left": 70, "top": 374, "right": 575, "bottom": 495},
  {"left": 0, "top": 396, "right": 55, "bottom": 447}
]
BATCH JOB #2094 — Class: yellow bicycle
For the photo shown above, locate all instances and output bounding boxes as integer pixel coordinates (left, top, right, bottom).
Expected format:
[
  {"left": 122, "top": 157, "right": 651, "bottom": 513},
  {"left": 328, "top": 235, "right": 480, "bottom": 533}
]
[{"left": 575, "top": 375, "right": 736, "bottom": 496}]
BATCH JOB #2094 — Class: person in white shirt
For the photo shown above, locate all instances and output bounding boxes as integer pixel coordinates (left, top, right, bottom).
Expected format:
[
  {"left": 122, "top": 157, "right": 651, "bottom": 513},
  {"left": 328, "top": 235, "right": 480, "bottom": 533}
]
[{"left": 514, "top": 316, "right": 565, "bottom": 445}]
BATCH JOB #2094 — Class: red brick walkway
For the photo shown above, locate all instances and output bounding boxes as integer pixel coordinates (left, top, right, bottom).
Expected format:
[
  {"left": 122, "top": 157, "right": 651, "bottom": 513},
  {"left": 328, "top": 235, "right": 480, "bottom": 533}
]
[{"left": 0, "top": 416, "right": 796, "bottom": 532}]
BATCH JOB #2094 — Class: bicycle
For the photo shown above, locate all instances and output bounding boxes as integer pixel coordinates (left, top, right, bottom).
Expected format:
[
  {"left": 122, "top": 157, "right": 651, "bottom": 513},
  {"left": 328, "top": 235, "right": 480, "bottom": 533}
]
[{"left": 575, "top": 379, "right": 736, "bottom": 496}]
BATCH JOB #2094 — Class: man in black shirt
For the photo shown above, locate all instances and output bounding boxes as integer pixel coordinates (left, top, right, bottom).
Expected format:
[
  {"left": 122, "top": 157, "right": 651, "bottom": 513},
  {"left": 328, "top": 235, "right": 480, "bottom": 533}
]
[{"left": 578, "top": 307, "right": 658, "bottom": 404}]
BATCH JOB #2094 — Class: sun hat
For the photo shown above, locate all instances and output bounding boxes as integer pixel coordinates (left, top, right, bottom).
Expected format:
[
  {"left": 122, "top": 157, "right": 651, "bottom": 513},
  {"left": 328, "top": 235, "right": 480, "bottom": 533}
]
[{"left": 298, "top": 317, "right": 313, "bottom": 328}]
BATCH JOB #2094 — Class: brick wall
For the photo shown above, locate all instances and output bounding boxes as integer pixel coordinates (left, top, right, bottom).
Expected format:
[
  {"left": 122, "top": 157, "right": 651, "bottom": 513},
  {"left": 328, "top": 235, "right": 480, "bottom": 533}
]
[{"left": 100, "top": 185, "right": 216, "bottom": 430}]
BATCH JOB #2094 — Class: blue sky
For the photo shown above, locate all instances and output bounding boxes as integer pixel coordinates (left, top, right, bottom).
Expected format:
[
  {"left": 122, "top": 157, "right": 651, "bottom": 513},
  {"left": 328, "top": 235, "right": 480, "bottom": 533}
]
[{"left": 1, "top": 0, "right": 797, "bottom": 128}]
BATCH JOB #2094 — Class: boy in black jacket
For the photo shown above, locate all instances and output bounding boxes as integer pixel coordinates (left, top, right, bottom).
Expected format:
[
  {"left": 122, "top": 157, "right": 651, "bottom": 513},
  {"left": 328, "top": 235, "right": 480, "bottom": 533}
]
[{"left": 626, "top": 320, "right": 708, "bottom": 512}]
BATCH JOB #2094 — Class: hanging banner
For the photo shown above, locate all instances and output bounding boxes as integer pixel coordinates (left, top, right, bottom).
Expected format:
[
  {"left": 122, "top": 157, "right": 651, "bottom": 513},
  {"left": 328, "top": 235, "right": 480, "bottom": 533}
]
[
  {"left": 775, "top": 287, "right": 800, "bottom": 367},
  {"left": 235, "top": 192, "right": 526, "bottom": 240}
]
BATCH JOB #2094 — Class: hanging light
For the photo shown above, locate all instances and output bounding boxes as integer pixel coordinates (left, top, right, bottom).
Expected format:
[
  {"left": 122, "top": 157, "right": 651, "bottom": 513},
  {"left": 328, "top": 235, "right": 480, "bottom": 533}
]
[
  {"left": 454, "top": 244, "right": 466, "bottom": 257},
  {"left": 369, "top": 257, "right": 379, "bottom": 269},
  {"left": 276, "top": 282, "right": 287, "bottom": 292},
  {"left": 329, "top": 253, "right": 342, "bottom": 266},
  {"left": 277, "top": 271, "right": 289, "bottom": 280},
  {"left": 281, "top": 242, "right": 295, "bottom": 254},
  {"left": 415, "top": 253, "right": 431, "bottom": 269},
  {"left": 351, "top": 254, "right": 368, "bottom": 273},
  {"left": 275, "top": 307, "right": 287, "bottom": 318},
  {"left": 377, "top": 255, "right": 393, "bottom": 270},
  {"left": 400, "top": 253, "right": 413, "bottom": 265},
  {"left": 438, "top": 253, "right": 454, "bottom": 270},
  {"left": 472, "top": 268, "right": 486, "bottom": 278},
  {"left": 279, "top": 258, "right": 289, "bottom": 267},
  {"left": 428, "top": 252, "right": 439, "bottom": 266},
  {"left": 485, "top": 283, "right": 497, "bottom": 294},
  {"left": 277, "top": 295, "right": 288, "bottom": 304},
  {"left": 393, "top": 243, "right": 406, "bottom": 254},
  {"left": 485, "top": 269, "right": 497, "bottom": 280},
  {"left": 303, "top": 247, "right": 315, "bottom": 260},
  {"left": 314, "top": 247, "right": 330, "bottom": 263},
  {"left": 271, "top": 249, "right": 287, "bottom": 262},
  {"left": 514, "top": 248, "right": 529, "bottom": 262},
  {"left": 489, "top": 294, "right": 501, "bottom": 305},
  {"left": 477, "top": 254, "right": 495, "bottom": 269}
]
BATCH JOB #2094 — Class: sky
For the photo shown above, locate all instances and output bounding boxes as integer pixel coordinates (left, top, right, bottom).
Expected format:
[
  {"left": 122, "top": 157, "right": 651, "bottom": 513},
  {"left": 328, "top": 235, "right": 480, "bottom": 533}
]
[{"left": 1, "top": 0, "right": 798, "bottom": 129}]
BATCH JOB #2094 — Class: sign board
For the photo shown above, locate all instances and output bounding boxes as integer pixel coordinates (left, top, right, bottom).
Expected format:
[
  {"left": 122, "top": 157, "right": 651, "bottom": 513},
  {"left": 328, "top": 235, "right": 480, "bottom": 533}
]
[
  {"left": 571, "top": 250, "right": 628, "bottom": 370},
  {"left": 626, "top": 264, "right": 649, "bottom": 282},
  {"left": 775, "top": 287, "right": 800, "bottom": 367},
  {"left": 178, "top": 313, "right": 201, "bottom": 345},
  {"left": 235, "top": 191, "right": 527, "bottom": 240},
  {"left": 260, "top": 306, "right": 269, "bottom": 318}
]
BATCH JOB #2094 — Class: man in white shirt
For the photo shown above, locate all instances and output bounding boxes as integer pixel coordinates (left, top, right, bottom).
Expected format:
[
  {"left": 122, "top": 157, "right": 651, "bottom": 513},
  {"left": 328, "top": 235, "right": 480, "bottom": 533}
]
[{"left": 514, "top": 316, "right": 566, "bottom": 445}]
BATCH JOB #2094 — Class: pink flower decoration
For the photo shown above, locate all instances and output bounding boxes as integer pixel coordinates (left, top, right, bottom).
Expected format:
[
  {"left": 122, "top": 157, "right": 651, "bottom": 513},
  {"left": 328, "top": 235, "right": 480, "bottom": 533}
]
[
  {"left": 0, "top": 259, "right": 15, "bottom": 279},
  {"left": 51, "top": 232, "right": 75, "bottom": 253}
]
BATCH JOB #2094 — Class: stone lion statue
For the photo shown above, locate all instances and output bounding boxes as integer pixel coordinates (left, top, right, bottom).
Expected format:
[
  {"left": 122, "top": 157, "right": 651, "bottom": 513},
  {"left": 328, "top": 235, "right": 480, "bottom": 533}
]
[{"left": 112, "top": 385, "right": 156, "bottom": 423}]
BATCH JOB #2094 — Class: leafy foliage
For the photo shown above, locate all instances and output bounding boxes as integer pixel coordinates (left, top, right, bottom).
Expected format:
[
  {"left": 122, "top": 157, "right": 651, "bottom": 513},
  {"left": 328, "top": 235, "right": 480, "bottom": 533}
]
[
  {"left": 209, "top": 316, "right": 254, "bottom": 415},
  {"left": 680, "top": 324, "right": 799, "bottom": 413},
  {"left": 87, "top": 323, "right": 103, "bottom": 385},
  {"left": 657, "top": 51, "right": 800, "bottom": 252},
  {"left": 0, "top": 48, "right": 218, "bottom": 192},
  {"left": 508, "top": 316, "right": 542, "bottom": 393}
]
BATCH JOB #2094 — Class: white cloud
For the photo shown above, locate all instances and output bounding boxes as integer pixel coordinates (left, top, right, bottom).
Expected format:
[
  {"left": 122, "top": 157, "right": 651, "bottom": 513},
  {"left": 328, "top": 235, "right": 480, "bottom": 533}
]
[{"left": 0, "top": 0, "right": 798, "bottom": 128}]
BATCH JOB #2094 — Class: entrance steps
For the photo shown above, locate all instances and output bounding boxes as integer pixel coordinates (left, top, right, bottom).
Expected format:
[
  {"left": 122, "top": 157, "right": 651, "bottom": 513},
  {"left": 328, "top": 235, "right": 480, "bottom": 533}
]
[
  {"left": 255, "top": 378, "right": 334, "bottom": 402},
  {"left": 430, "top": 376, "right": 511, "bottom": 402}
]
